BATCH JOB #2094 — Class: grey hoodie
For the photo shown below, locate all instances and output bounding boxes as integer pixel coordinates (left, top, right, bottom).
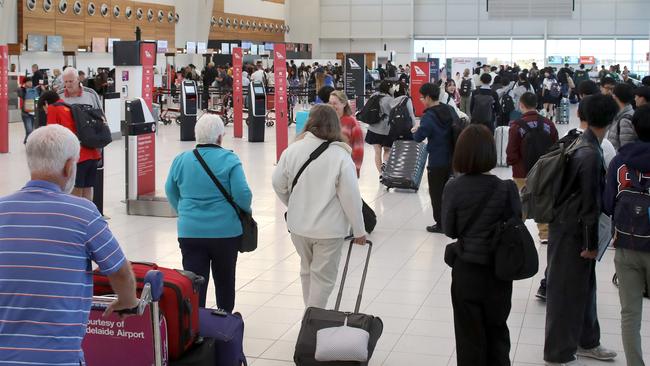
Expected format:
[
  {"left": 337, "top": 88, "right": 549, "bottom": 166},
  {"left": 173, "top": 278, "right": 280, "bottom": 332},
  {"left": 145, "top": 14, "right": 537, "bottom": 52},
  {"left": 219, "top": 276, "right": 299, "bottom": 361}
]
[{"left": 607, "top": 104, "right": 637, "bottom": 150}]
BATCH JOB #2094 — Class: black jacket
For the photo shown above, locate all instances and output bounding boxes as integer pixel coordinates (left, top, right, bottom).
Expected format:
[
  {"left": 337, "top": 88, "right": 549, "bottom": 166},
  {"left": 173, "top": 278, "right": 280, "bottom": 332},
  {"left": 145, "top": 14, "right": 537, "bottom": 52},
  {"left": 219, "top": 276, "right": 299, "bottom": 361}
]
[
  {"left": 442, "top": 174, "right": 522, "bottom": 265},
  {"left": 554, "top": 128, "right": 604, "bottom": 251}
]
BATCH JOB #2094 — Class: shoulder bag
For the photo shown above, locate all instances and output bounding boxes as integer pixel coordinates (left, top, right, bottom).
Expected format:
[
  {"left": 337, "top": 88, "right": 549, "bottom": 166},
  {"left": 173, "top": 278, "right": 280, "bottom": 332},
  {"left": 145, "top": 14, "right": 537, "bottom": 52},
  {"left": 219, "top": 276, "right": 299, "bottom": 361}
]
[{"left": 193, "top": 149, "right": 258, "bottom": 253}]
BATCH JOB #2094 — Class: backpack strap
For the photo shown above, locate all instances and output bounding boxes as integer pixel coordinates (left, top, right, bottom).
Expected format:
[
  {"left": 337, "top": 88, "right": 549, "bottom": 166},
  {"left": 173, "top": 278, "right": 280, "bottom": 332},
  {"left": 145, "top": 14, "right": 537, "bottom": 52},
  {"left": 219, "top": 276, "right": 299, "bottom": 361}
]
[{"left": 290, "top": 141, "right": 331, "bottom": 193}]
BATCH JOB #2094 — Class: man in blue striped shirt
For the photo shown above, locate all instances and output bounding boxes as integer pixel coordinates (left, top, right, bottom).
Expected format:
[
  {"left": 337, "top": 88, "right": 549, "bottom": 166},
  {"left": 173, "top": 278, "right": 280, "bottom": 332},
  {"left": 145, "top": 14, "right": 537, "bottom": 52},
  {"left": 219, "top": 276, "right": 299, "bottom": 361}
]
[{"left": 0, "top": 125, "right": 138, "bottom": 366}]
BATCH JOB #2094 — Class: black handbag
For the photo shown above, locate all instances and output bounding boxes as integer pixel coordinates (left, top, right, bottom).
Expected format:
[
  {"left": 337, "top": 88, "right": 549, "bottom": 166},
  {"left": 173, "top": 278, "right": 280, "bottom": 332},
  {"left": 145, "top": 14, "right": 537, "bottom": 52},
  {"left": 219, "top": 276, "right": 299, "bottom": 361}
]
[
  {"left": 361, "top": 200, "right": 376, "bottom": 234},
  {"left": 444, "top": 180, "right": 500, "bottom": 267},
  {"left": 193, "top": 149, "right": 258, "bottom": 253},
  {"left": 294, "top": 240, "right": 383, "bottom": 366},
  {"left": 492, "top": 180, "right": 539, "bottom": 281}
]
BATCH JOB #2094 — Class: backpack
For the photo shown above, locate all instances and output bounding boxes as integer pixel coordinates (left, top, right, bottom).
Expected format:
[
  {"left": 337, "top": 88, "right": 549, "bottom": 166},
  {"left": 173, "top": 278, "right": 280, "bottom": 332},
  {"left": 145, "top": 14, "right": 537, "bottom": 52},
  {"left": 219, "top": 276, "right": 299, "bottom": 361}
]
[
  {"left": 549, "top": 81, "right": 561, "bottom": 98},
  {"left": 54, "top": 102, "right": 112, "bottom": 149},
  {"left": 459, "top": 78, "right": 473, "bottom": 97},
  {"left": 387, "top": 97, "right": 413, "bottom": 140},
  {"left": 500, "top": 90, "right": 515, "bottom": 118},
  {"left": 613, "top": 169, "right": 650, "bottom": 248},
  {"left": 521, "top": 138, "right": 581, "bottom": 223},
  {"left": 356, "top": 94, "right": 385, "bottom": 125},
  {"left": 471, "top": 93, "right": 494, "bottom": 126},
  {"left": 519, "top": 119, "right": 554, "bottom": 173}
]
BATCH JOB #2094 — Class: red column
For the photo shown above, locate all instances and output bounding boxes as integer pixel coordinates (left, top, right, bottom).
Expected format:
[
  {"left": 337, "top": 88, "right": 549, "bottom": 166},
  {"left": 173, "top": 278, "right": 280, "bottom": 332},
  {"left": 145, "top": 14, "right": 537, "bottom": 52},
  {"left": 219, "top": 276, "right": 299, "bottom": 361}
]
[
  {"left": 410, "top": 62, "right": 430, "bottom": 117},
  {"left": 274, "top": 44, "right": 288, "bottom": 162},
  {"left": 0, "top": 45, "right": 8, "bottom": 153},
  {"left": 232, "top": 48, "right": 243, "bottom": 138}
]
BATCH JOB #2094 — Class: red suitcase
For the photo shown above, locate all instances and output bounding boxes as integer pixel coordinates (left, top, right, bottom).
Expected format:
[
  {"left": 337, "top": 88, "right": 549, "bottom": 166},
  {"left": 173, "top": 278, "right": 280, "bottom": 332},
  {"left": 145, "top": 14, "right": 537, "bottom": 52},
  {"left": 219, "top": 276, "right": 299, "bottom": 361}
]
[{"left": 93, "top": 262, "right": 203, "bottom": 360}]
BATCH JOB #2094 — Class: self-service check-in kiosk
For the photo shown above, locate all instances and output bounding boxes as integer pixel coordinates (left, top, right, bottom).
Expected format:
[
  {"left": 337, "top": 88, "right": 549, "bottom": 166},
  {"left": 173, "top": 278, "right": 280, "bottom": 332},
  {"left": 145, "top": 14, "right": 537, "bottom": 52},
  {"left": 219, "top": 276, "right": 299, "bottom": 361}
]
[
  {"left": 247, "top": 81, "right": 266, "bottom": 142},
  {"left": 124, "top": 98, "right": 176, "bottom": 217},
  {"left": 180, "top": 80, "right": 198, "bottom": 141}
]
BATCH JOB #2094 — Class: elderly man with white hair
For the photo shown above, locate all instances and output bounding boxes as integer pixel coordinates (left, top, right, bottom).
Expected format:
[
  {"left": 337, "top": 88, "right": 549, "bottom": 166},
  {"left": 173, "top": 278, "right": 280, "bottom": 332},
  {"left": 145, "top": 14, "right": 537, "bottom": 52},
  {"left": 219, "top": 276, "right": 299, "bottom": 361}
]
[
  {"left": 0, "top": 125, "right": 137, "bottom": 365},
  {"left": 59, "top": 66, "right": 102, "bottom": 109},
  {"left": 165, "top": 114, "right": 252, "bottom": 312}
]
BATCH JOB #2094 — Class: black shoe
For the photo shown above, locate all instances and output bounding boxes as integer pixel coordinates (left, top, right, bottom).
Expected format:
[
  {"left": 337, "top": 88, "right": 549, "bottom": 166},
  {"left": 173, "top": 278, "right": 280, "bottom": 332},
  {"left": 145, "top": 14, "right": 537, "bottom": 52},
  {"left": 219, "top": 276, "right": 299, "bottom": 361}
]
[
  {"left": 426, "top": 224, "right": 442, "bottom": 233},
  {"left": 536, "top": 285, "right": 546, "bottom": 301}
]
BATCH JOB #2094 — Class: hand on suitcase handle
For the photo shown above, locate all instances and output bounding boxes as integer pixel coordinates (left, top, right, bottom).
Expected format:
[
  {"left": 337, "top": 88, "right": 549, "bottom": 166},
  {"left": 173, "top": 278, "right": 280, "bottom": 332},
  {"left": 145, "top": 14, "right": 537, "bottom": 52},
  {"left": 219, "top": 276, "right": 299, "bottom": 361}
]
[{"left": 352, "top": 236, "right": 367, "bottom": 245}]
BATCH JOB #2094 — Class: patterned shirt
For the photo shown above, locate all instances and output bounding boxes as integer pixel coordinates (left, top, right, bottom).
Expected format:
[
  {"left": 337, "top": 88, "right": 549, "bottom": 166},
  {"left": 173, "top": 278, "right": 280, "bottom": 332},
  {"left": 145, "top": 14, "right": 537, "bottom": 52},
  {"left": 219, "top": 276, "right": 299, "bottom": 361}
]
[
  {"left": 0, "top": 180, "right": 126, "bottom": 365},
  {"left": 340, "top": 115, "right": 365, "bottom": 177}
]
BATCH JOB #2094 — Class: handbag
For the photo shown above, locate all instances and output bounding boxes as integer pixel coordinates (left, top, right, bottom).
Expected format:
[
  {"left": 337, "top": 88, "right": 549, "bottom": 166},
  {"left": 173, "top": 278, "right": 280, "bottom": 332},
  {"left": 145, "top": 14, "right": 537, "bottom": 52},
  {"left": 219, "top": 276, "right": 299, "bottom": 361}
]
[
  {"left": 492, "top": 180, "right": 539, "bottom": 281},
  {"left": 361, "top": 200, "right": 376, "bottom": 234},
  {"left": 444, "top": 180, "right": 499, "bottom": 267},
  {"left": 193, "top": 149, "right": 258, "bottom": 253}
]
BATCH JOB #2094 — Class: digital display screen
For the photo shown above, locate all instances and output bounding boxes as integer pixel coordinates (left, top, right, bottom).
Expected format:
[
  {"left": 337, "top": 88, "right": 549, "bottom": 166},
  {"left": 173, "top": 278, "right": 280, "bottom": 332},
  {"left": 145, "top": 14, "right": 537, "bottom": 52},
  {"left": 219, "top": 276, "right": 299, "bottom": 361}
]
[
  {"left": 221, "top": 43, "right": 230, "bottom": 55},
  {"left": 184, "top": 85, "right": 195, "bottom": 94},
  {"left": 253, "top": 86, "right": 264, "bottom": 94},
  {"left": 186, "top": 42, "right": 196, "bottom": 54},
  {"left": 197, "top": 42, "right": 207, "bottom": 54},
  {"left": 564, "top": 56, "right": 580, "bottom": 64},
  {"left": 250, "top": 44, "right": 258, "bottom": 55},
  {"left": 27, "top": 34, "right": 46, "bottom": 52},
  {"left": 157, "top": 40, "right": 168, "bottom": 53},
  {"left": 108, "top": 38, "right": 120, "bottom": 53},
  {"left": 241, "top": 42, "right": 252, "bottom": 50},
  {"left": 264, "top": 43, "right": 274, "bottom": 51},
  {"left": 548, "top": 56, "right": 564, "bottom": 65},
  {"left": 47, "top": 36, "right": 63, "bottom": 52}
]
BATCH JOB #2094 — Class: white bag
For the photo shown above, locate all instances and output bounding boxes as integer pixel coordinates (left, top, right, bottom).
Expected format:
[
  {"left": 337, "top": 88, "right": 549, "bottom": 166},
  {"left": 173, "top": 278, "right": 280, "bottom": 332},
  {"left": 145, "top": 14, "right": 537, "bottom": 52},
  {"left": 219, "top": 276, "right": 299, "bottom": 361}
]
[{"left": 314, "top": 317, "right": 370, "bottom": 362}]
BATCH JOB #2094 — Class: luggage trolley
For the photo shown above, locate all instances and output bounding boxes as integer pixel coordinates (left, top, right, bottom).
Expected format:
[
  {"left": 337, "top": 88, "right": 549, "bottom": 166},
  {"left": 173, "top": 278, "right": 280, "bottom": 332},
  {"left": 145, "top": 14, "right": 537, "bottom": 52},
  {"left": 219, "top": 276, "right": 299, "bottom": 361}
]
[{"left": 82, "top": 270, "right": 168, "bottom": 366}]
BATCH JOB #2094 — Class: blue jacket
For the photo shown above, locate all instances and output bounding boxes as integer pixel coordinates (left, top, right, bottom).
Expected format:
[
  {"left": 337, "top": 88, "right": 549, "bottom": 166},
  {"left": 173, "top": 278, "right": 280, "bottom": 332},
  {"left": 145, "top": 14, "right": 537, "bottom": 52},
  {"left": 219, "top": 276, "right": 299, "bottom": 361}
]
[
  {"left": 165, "top": 145, "right": 253, "bottom": 238},
  {"left": 603, "top": 141, "right": 650, "bottom": 252},
  {"left": 414, "top": 104, "right": 453, "bottom": 168}
]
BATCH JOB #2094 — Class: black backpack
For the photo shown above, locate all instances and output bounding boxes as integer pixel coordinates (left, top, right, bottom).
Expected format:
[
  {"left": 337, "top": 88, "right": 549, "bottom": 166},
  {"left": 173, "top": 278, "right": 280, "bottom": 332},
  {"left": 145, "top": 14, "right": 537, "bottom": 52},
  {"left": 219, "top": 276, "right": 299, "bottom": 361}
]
[
  {"left": 613, "top": 169, "right": 650, "bottom": 248},
  {"left": 54, "top": 102, "right": 112, "bottom": 149},
  {"left": 388, "top": 97, "right": 413, "bottom": 140},
  {"left": 520, "top": 119, "right": 554, "bottom": 173},
  {"left": 500, "top": 91, "right": 515, "bottom": 117},
  {"left": 356, "top": 94, "right": 385, "bottom": 125},
  {"left": 459, "top": 78, "right": 473, "bottom": 97},
  {"left": 471, "top": 93, "right": 495, "bottom": 126}
]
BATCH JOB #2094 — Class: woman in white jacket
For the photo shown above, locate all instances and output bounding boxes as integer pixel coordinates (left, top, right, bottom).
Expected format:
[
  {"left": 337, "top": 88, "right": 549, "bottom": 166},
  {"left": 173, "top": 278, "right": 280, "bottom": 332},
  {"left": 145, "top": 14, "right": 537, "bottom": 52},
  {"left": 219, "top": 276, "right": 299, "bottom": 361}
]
[{"left": 272, "top": 104, "right": 367, "bottom": 309}]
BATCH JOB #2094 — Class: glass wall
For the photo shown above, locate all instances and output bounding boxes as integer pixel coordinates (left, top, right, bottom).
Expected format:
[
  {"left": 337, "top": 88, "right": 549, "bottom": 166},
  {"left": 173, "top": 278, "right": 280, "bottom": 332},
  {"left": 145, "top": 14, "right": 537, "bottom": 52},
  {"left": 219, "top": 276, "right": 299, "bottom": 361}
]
[{"left": 414, "top": 38, "right": 649, "bottom": 75}]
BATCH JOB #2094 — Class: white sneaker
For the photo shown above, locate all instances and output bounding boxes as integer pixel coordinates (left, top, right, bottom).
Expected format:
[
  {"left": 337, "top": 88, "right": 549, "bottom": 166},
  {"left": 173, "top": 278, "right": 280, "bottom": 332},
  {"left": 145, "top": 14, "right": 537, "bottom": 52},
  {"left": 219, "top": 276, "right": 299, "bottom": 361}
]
[
  {"left": 577, "top": 345, "right": 617, "bottom": 361},
  {"left": 545, "top": 359, "right": 586, "bottom": 366}
]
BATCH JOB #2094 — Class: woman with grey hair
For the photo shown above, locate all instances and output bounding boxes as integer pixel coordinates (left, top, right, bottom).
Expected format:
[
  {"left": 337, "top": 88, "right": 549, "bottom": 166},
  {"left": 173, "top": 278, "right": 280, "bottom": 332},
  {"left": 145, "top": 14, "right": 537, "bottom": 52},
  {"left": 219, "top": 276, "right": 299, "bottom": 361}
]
[{"left": 165, "top": 114, "right": 252, "bottom": 311}]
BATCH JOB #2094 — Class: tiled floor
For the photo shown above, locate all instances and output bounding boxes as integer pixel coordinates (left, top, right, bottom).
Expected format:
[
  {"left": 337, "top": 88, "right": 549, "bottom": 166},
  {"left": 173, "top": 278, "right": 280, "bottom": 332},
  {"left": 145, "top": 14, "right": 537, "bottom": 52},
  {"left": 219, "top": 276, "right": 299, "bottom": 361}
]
[{"left": 2, "top": 106, "right": 649, "bottom": 366}]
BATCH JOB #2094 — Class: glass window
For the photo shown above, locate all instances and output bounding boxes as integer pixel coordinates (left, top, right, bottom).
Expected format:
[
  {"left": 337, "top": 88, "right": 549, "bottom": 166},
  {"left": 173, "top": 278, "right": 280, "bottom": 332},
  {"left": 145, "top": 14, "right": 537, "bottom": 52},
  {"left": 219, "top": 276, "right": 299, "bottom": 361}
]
[
  {"left": 445, "top": 39, "right": 478, "bottom": 57},
  {"left": 632, "top": 40, "right": 649, "bottom": 75},
  {"left": 512, "top": 40, "right": 545, "bottom": 70},
  {"left": 414, "top": 39, "right": 445, "bottom": 60},
  {"left": 547, "top": 39, "right": 580, "bottom": 59},
  {"left": 479, "top": 39, "right": 512, "bottom": 65},
  {"left": 615, "top": 40, "right": 633, "bottom": 70}
]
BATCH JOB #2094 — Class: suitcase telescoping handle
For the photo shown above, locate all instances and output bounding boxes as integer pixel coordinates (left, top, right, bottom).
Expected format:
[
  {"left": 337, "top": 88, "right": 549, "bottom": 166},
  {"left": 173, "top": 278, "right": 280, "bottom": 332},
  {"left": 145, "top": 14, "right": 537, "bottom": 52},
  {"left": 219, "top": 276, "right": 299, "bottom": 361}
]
[{"left": 334, "top": 240, "right": 373, "bottom": 313}]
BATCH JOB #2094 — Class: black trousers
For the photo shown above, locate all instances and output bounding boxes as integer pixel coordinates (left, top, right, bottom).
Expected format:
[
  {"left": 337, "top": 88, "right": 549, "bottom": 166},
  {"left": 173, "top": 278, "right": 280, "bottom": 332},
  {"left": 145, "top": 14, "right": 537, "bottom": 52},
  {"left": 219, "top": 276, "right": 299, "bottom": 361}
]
[
  {"left": 452, "top": 259, "right": 513, "bottom": 366},
  {"left": 427, "top": 166, "right": 451, "bottom": 225},
  {"left": 544, "top": 222, "right": 600, "bottom": 363},
  {"left": 178, "top": 236, "right": 241, "bottom": 312}
]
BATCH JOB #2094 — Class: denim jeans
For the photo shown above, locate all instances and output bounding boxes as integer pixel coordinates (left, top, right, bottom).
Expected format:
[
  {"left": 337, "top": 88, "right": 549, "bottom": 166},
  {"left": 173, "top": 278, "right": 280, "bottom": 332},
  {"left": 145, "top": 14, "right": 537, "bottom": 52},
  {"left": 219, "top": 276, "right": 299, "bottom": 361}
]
[{"left": 21, "top": 112, "right": 34, "bottom": 143}]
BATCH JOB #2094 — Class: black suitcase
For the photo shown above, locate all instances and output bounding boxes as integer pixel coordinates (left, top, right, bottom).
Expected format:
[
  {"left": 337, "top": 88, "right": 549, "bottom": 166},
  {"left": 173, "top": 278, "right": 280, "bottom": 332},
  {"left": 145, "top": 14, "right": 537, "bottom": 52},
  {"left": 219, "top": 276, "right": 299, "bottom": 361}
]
[
  {"left": 294, "top": 240, "right": 383, "bottom": 366},
  {"left": 382, "top": 140, "right": 428, "bottom": 191},
  {"left": 170, "top": 338, "right": 216, "bottom": 366}
]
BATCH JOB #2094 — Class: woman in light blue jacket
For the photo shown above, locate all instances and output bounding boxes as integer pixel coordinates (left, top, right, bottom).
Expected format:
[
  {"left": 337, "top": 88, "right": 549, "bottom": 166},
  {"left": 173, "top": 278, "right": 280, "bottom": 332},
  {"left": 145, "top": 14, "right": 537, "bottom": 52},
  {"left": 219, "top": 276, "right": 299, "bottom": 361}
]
[{"left": 165, "top": 114, "right": 252, "bottom": 311}]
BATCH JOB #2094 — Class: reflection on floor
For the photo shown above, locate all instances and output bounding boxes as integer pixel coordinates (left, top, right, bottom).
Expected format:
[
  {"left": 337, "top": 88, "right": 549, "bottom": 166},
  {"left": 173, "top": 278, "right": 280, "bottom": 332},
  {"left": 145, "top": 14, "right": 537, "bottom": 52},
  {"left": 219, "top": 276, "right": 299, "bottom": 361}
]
[{"left": 1, "top": 106, "right": 648, "bottom": 365}]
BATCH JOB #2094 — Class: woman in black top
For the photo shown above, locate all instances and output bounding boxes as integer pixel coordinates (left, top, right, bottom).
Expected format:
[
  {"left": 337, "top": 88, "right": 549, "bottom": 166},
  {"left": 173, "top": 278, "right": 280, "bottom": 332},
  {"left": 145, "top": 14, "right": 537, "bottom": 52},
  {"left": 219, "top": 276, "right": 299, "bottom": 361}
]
[{"left": 441, "top": 124, "right": 522, "bottom": 366}]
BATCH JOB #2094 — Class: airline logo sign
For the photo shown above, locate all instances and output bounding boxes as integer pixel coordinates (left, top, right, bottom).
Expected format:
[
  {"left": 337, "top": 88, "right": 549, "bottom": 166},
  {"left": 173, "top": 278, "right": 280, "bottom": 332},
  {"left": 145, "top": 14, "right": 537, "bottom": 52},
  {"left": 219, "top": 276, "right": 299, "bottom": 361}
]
[
  {"left": 275, "top": 51, "right": 285, "bottom": 60},
  {"left": 348, "top": 58, "right": 361, "bottom": 70},
  {"left": 411, "top": 62, "right": 430, "bottom": 117},
  {"left": 414, "top": 66, "right": 426, "bottom": 77},
  {"left": 234, "top": 52, "right": 241, "bottom": 60}
]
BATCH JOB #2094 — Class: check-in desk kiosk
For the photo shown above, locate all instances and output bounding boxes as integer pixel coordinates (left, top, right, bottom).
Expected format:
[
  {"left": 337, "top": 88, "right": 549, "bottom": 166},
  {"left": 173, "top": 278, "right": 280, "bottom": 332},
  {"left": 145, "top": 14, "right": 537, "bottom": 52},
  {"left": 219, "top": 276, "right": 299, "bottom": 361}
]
[
  {"left": 180, "top": 80, "right": 198, "bottom": 141},
  {"left": 247, "top": 81, "right": 266, "bottom": 142}
]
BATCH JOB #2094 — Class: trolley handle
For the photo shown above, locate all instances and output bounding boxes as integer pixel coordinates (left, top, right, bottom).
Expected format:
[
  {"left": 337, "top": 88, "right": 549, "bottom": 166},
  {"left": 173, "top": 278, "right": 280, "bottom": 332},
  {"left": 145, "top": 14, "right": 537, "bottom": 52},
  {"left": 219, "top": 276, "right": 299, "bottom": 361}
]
[{"left": 92, "top": 270, "right": 164, "bottom": 316}]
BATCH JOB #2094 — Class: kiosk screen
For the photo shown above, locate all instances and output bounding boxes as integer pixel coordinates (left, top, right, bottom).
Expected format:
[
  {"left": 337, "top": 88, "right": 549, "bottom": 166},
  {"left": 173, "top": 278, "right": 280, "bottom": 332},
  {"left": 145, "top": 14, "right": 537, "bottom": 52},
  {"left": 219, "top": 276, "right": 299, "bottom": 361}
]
[{"left": 254, "top": 86, "right": 264, "bottom": 95}]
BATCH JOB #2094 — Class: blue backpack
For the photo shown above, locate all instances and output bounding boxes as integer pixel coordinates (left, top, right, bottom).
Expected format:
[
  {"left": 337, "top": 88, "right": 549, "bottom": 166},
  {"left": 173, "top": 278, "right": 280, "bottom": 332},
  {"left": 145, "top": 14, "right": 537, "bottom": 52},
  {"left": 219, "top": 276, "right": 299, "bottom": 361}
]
[{"left": 614, "top": 169, "right": 650, "bottom": 250}]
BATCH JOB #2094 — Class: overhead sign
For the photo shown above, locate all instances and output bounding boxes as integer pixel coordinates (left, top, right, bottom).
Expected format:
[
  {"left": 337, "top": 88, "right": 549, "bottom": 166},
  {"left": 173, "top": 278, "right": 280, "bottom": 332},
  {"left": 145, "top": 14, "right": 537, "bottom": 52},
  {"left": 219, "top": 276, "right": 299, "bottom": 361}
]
[
  {"left": 579, "top": 56, "right": 596, "bottom": 65},
  {"left": 410, "top": 62, "right": 430, "bottom": 117},
  {"left": 344, "top": 53, "right": 366, "bottom": 111},
  {"left": 232, "top": 47, "right": 244, "bottom": 138},
  {"left": 274, "top": 44, "right": 288, "bottom": 162}
]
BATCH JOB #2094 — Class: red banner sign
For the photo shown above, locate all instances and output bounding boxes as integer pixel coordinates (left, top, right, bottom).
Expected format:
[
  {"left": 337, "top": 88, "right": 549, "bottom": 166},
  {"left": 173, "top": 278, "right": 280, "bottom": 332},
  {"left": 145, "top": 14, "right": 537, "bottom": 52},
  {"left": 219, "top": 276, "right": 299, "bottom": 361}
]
[
  {"left": 232, "top": 48, "right": 244, "bottom": 138},
  {"left": 410, "top": 62, "right": 430, "bottom": 117},
  {"left": 0, "top": 45, "right": 8, "bottom": 153},
  {"left": 140, "top": 43, "right": 156, "bottom": 111},
  {"left": 274, "top": 44, "right": 288, "bottom": 162},
  {"left": 137, "top": 133, "right": 156, "bottom": 196},
  {"left": 579, "top": 56, "right": 596, "bottom": 65}
]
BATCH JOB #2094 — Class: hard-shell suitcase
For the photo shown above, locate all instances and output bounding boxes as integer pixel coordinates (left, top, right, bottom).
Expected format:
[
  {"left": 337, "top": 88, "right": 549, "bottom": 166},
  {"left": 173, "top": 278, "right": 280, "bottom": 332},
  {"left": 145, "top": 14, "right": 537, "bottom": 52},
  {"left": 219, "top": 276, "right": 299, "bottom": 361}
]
[
  {"left": 295, "top": 110, "right": 309, "bottom": 134},
  {"left": 170, "top": 338, "right": 217, "bottom": 366},
  {"left": 495, "top": 126, "right": 509, "bottom": 167},
  {"left": 198, "top": 308, "right": 248, "bottom": 366},
  {"left": 382, "top": 140, "right": 428, "bottom": 191},
  {"left": 93, "top": 262, "right": 203, "bottom": 361},
  {"left": 294, "top": 241, "right": 383, "bottom": 366},
  {"left": 556, "top": 98, "right": 570, "bottom": 124}
]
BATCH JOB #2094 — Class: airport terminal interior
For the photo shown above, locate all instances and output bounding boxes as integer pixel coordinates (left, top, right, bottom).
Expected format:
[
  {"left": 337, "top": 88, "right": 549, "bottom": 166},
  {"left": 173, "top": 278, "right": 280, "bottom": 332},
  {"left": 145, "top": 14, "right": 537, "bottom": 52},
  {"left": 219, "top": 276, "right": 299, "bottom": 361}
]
[{"left": 0, "top": 0, "right": 650, "bottom": 365}]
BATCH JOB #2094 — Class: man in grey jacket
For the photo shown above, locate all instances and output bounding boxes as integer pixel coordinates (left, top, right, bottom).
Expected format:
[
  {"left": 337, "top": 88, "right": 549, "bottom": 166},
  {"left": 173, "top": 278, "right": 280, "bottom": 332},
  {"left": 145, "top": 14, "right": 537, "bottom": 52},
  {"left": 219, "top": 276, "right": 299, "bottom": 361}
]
[{"left": 607, "top": 83, "right": 637, "bottom": 150}]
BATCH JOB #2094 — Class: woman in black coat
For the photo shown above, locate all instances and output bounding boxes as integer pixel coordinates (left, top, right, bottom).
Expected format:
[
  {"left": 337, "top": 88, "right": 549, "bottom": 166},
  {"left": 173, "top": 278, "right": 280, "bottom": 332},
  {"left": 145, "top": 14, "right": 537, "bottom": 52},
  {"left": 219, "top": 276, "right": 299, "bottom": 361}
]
[{"left": 441, "top": 124, "right": 522, "bottom": 366}]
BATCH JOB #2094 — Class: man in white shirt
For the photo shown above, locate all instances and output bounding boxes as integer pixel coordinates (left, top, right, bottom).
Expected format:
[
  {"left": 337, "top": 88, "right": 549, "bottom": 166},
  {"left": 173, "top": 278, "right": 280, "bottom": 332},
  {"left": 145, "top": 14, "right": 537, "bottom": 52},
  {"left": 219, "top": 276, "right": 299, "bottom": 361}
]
[{"left": 250, "top": 63, "right": 266, "bottom": 84}]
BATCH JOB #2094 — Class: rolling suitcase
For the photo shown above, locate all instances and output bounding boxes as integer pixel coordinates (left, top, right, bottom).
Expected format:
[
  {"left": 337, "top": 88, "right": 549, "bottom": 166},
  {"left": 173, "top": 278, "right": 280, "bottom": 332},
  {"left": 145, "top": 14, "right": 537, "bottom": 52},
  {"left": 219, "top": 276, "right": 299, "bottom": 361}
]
[
  {"left": 295, "top": 110, "right": 309, "bottom": 134},
  {"left": 93, "top": 262, "right": 204, "bottom": 361},
  {"left": 198, "top": 308, "right": 248, "bottom": 366},
  {"left": 294, "top": 241, "right": 383, "bottom": 366},
  {"left": 170, "top": 338, "right": 217, "bottom": 366},
  {"left": 382, "top": 140, "right": 428, "bottom": 191},
  {"left": 556, "top": 98, "right": 570, "bottom": 124},
  {"left": 495, "top": 126, "right": 509, "bottom": 167}
]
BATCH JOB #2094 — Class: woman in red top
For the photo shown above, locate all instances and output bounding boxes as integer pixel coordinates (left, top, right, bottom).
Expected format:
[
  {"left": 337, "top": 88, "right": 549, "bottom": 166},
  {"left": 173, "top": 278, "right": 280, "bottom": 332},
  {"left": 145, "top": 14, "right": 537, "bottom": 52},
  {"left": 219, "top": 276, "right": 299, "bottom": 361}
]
[
  {"left": 38, "top": 91, "right": 101, "bottom": 200},
  {"left": 328, "top": 90, "right": 364, "bottom": 177}
]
